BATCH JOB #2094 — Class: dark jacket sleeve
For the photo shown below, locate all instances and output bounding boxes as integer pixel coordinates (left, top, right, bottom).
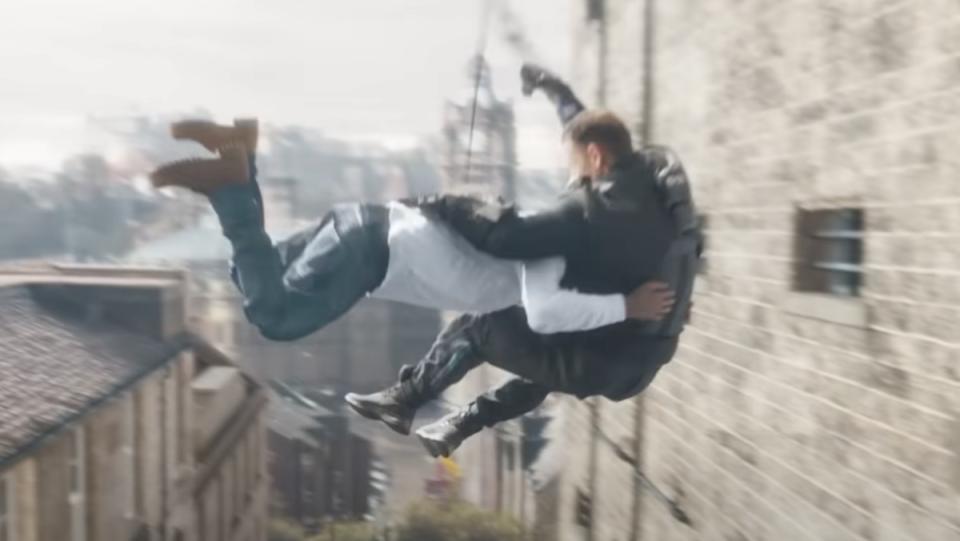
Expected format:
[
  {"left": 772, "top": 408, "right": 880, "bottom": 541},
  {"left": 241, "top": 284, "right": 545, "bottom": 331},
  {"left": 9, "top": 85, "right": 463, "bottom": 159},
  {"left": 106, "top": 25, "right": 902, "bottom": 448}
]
[{"left": 410, "top": 193, "right": 587, "bottom": 260}]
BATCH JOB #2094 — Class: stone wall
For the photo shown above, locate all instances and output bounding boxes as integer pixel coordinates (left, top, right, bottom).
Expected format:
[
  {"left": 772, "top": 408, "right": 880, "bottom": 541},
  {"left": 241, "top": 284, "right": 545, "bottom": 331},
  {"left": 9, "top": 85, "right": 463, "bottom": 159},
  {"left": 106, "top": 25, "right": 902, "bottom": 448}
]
[{"left": 561, "top": 1, "right": 960, "bottom": 540}]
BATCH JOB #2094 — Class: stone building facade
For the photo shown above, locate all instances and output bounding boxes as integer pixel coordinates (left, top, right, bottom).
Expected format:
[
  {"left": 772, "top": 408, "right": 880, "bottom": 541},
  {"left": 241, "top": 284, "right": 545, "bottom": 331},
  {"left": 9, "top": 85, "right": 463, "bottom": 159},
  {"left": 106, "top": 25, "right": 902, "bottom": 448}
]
[
  {"left": 439, "top": 55, "right": 518, "bottom": 201},
  {"left": 524, "top": 1, "right": 960, "bottom": 540},
  {"left": 265, "top": 388, "right": 375, "bottom": 532},
  {"left": 0, "top": 263, "right": 267, "bottom": 541}
]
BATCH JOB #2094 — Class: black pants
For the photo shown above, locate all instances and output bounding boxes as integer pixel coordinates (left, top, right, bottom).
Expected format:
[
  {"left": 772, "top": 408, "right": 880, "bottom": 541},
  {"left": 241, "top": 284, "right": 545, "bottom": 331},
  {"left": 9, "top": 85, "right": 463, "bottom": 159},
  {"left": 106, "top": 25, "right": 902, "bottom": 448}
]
[{"left": 403, "top": 307, "right": 678, "bottom": 428}]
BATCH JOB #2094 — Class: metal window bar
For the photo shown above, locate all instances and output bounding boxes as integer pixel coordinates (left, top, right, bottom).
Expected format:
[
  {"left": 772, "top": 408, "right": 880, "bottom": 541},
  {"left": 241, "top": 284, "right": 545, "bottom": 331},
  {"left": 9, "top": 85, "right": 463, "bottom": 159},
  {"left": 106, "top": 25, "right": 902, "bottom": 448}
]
[
  {"left": 811, "top": 229, "right": 864, "bottom": 240},
  {"left": 812, "top": 262, "right": 863, "bottom": 273},
  {"left": 804, "top": 209, "right": 864, "bottom": 297},
  {"left": 811, "top": 231, "right": 863, "bottom": 240}
]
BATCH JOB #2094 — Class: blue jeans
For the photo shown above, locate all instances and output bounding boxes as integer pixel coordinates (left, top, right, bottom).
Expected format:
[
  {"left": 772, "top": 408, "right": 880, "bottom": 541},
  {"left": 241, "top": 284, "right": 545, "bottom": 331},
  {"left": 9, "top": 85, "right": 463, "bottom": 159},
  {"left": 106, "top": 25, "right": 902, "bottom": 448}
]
[{"left": 208, "top": 156, "right": 390, "bottom": 341}]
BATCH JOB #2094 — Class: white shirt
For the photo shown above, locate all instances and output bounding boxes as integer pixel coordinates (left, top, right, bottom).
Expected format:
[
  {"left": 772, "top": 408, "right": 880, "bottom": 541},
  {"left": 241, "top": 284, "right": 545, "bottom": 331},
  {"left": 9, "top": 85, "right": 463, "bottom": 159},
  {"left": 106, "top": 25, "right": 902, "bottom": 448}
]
[{"left": 371, "top": 203, "right": 626, "bottom": 333}]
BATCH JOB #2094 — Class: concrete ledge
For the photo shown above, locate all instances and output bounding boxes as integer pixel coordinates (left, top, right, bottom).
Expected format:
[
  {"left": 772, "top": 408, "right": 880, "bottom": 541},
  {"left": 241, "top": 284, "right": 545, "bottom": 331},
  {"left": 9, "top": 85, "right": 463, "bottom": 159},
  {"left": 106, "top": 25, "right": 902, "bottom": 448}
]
[{"left": 779, "top": 292, "right": 869, "bottom": 328}]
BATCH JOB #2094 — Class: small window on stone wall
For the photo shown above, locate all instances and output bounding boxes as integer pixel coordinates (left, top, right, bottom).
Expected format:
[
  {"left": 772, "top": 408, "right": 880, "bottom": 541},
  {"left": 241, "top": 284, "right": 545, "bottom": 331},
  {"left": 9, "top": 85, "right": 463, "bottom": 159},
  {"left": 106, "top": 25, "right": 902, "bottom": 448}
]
[
  {"left": 574, "top": 488, "right": 592, "bottom": 528},
  {"left": 586, "top": 0, "right": 604, "bottom": 21},
  {"left": 68, "top": 428, "right": 87, "bottom": 541},
  {"left": 793, "top": 208, "right": 864, "bottom": 297}
]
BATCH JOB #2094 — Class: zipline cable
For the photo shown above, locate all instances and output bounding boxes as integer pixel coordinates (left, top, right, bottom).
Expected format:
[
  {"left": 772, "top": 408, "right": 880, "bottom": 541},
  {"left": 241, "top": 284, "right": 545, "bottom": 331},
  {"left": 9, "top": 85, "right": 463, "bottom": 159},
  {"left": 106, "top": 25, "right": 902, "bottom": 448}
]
[{"left": 462, "top": 0, "right": 495, "bottom": 184}]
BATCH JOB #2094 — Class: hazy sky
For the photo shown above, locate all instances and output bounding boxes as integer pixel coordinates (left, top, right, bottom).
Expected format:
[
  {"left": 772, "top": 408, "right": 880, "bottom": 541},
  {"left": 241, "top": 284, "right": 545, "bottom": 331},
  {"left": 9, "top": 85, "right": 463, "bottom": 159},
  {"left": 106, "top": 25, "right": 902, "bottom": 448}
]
[{"left": 0, "top": 0, "right": 572, "bottom": 170}]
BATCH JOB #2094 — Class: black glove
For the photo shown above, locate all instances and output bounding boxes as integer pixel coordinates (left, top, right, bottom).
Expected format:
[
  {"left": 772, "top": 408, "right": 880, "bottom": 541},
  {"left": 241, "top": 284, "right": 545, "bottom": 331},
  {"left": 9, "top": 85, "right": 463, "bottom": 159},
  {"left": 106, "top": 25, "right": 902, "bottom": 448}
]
[{"left": 519, "top": 63, "right": 586, "bottom": 126}]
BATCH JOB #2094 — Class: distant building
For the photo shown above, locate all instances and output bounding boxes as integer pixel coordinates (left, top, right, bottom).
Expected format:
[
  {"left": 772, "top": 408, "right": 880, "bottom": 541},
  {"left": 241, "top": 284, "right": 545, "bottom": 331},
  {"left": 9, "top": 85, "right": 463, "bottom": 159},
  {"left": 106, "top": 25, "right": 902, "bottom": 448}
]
[
  {"left": 439, "top": 55, "right": 517, "bottom": 201},
  {"left": 265, "top": 392, "right": 332, "bottom": 530},
  {"left": 0, "top": 263, "right": 267, "bottom": 541},
  {"left": 265, "top": 386, "right": 374, "bottom": 532}
]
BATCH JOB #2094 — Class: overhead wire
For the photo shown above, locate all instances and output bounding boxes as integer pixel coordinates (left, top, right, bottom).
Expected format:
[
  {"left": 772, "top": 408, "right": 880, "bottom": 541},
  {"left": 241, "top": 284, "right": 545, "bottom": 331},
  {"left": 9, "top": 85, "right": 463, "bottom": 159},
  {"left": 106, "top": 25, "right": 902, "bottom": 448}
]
[{"left": 461, "top": 0, "right": 495, "bottom": 185}]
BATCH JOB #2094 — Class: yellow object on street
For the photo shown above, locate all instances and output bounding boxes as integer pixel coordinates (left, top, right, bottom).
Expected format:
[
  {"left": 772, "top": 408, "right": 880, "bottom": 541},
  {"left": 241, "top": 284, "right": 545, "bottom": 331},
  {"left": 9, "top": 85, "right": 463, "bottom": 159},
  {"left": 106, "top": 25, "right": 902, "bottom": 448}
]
[{"left": 440, "top": 456, "right": 462, "bottom": 480}]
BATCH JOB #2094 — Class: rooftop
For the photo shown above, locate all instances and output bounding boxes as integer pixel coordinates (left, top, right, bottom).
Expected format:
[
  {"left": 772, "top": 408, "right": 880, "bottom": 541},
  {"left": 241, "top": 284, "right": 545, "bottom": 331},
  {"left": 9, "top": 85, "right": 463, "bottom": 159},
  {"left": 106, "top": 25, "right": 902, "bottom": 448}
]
[
  {"left": 0, "top": 264, "right": 190, "bottom": 468},
  {"left": 0, "top": 285, "right": 188, "bottom": 466},
  {"left": 266, "top": 392, "right": 334, "bottom": 448}
]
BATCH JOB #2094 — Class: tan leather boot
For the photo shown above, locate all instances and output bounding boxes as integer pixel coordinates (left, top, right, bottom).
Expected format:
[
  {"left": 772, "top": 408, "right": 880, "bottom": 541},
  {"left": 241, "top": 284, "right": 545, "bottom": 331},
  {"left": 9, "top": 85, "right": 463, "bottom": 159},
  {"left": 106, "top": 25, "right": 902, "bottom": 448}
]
[
  {"left": 170, "top": 118, "right": 258, "bottom": 154},
  {"left": 150, "top": 146, "right": 249, "bottom": 194}
]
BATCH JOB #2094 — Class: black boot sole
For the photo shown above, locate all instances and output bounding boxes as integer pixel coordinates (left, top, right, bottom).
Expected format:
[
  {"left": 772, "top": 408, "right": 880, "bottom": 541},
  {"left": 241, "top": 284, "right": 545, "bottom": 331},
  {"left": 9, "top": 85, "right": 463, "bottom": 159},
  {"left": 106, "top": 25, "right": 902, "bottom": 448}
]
[
  {"left": 344, "top": 394, "right": 413, "bottom": 436},
  {"left": 416, "top": 432, "right": 452, "bottom": 458}
]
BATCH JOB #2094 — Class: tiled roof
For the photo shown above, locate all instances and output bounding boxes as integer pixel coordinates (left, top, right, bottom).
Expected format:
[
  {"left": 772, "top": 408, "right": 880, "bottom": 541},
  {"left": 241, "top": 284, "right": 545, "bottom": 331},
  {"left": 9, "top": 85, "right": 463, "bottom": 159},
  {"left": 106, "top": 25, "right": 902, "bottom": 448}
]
[
  {"left": 266, "top": 394, "right": 329, "bottom": 447},
  {"left": 0, "top": 285, "right": 186, "bottom": 466}
]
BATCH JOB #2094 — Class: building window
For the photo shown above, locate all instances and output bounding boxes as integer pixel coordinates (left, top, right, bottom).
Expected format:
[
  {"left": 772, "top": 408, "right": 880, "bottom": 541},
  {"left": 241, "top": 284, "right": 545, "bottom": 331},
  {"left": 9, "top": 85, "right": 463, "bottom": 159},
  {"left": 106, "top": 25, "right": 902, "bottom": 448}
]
[
  {"left": 574, "top": 488, "right": 592, "bottom": 528},
  {"left": 68, "top": 428, "right": 87, "bottom": 541},
  {"left": 177, "top": 361, "right": 189, "bottom": 465},
  {"left": 0, "top": 472, "right": 15, "bottom": 541},
  {"left": 503, "top": 441, "right": 516, "bottom": 472},
  {"left": 123, "top": 393, "right": 138, "bottom": 520},
  {"left": 458, "top": 128, "right": 489, "bottom": 155},
  {"left": 587, "top": 0, "right": 605, "bottom": 21},
  {"left": 793, "top": 208, "right": 864, "bottom": 297}
]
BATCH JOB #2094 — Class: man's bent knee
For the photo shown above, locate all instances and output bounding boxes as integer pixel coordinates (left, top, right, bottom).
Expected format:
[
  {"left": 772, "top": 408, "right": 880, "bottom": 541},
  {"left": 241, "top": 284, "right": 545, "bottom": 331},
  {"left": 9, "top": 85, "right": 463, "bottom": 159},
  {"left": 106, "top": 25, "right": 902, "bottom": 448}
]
[
  {"left": 244, "top": 307, "right": 306, "bottom": 342},
  {"left": 257, "top": 324, "right": 303, "bottom": 342}
]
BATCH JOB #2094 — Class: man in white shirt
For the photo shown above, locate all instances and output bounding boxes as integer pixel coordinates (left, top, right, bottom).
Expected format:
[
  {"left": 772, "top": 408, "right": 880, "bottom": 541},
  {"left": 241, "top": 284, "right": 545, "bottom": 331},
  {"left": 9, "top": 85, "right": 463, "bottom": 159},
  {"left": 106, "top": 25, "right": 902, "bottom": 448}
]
[
  {"left": 150, "top": 119, "right": 674, "bottom": 344},
  {"left": 347, "top": 66, "right": 700, "bottom": 458}
]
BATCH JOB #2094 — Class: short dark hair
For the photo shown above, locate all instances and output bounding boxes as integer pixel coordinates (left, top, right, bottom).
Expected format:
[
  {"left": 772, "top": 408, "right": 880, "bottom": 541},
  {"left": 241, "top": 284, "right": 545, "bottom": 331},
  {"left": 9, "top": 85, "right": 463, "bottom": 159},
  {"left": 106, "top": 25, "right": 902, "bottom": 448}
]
[{"left": 564, "top": 110, "right": 633, "bottom": 161}]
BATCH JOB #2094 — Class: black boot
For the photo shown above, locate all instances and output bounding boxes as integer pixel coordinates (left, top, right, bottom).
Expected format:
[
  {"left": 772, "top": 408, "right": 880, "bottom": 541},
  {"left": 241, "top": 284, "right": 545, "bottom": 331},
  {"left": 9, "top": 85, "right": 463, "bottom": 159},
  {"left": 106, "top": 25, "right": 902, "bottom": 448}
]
[
  {"left": 415, "top": 407, "right": 483, "bottom": 458},
  {"left": 519, "top": 63, "right": 585, "bottom": 125},
  {"left": 344, "top": 379, "right": 420, "bottom": 436}
]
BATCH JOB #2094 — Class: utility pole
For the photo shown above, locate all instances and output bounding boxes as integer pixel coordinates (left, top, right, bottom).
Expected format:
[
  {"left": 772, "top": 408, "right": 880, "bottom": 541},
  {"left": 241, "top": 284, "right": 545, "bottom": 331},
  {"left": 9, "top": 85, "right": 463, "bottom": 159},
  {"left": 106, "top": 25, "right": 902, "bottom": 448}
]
[
  {"left": 632, "top": 1, "right": 657, "bottom": 538},
  {"left": 588, "top": 3, "right": 608, "bottom": 539}
]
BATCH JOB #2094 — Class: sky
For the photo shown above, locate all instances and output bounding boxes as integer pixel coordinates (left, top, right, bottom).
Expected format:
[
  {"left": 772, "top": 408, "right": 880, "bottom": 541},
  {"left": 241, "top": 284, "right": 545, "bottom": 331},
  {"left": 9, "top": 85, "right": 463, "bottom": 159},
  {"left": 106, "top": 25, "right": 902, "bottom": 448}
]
[{"left": 0, "top": 0, "right": 572, "bottom": 171}]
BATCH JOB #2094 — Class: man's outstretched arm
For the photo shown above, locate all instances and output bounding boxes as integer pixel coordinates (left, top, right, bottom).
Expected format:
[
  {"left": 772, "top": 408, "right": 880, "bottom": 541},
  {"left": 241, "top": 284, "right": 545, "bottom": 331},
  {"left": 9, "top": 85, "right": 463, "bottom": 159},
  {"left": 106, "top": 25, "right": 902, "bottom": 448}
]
[
  {"left": 521, "top": 63, "right": 586, "bottom": 127},
  {"left": 413, "top": 193, "right": 587, "bottom": 260}
]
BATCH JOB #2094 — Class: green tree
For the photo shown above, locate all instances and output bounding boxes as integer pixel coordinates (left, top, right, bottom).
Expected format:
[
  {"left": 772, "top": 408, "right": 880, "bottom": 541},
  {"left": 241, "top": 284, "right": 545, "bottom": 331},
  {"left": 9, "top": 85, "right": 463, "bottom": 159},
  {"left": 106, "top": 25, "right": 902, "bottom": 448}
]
[
  {"left": 396, "top": 501, "right": 527, "bottom": 541},
  {"left": 310, "top": 521, "right": 377, "bottom": 541},
  {"left": 269, "top": 519, "right": 309, "bottom": 541}
]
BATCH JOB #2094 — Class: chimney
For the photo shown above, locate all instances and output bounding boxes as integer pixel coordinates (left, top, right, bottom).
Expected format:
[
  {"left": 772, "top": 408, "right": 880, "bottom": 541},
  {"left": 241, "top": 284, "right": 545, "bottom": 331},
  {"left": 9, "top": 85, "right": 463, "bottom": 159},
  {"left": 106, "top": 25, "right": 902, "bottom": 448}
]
[{"left": 29, "top": 267, "right": 188, "bottom": 340}]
